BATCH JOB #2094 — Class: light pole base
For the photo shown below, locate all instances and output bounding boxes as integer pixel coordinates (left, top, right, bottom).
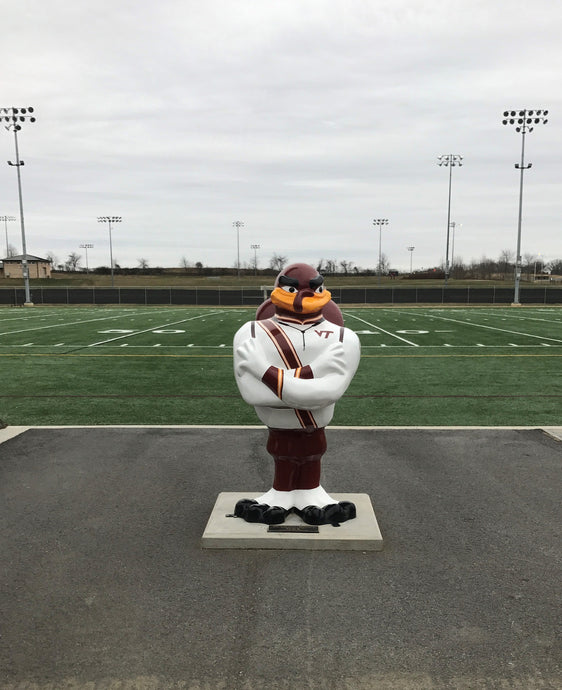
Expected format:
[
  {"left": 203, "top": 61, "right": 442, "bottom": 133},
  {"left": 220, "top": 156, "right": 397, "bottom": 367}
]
[
  {"left": 511, "top": 302, "right": 522, "bottom": 307},
  {"left": 23, "top": 302, "right": 34, "bottom": 307}
]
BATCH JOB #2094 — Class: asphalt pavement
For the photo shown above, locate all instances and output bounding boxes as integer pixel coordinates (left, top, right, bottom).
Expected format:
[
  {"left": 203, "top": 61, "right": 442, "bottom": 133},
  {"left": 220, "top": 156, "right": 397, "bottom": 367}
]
[{"left": 0, "top": 426, "right": 560, "bottom": 690}]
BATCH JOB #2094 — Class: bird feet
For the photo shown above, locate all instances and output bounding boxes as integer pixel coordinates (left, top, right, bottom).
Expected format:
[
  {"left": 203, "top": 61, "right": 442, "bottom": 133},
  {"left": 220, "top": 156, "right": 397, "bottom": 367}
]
[
  {"left": 234, "top": 490, "right": 356, "bottom": 526},
  {"left": 234, "top": 499, "right": 289, "bottom": 525}
]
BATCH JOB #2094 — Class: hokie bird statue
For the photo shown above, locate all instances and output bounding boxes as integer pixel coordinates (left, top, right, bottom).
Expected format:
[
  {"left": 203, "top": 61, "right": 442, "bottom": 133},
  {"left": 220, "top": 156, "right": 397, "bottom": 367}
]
[{"left": 233, "top": 263, "right": 361, "bottom": 526}]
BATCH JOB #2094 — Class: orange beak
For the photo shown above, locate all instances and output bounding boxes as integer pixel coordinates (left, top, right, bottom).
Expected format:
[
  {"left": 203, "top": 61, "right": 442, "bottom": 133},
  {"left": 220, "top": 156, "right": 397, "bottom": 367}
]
[{"left": 271, "top": 287, "right": 332, "bottom": 314}]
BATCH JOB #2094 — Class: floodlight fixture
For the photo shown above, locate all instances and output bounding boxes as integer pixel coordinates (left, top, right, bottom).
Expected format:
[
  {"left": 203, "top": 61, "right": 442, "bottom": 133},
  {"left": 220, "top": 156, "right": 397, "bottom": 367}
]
[
  {"left": 233, "top": 220, "right": 244, "bottom": 278},
  {"left": 97, "top": 216, "right": 122, "bottom": 287},
  {"left": 502, "top": 108, "right": 548, "bottom": 305},
  {"left": 372, "top": 218, "right": 389, "bottom": 285},
  {"left": 1, "top": 105, "right": 36, "bottom": 304},
  {"left": 437, "top": 154, "right": 463, "bottom": 285},
  {"left": 437, "top": 154, "right": 463, "bottom": 167},
  {"left": 1, "top": 215, "right": 16, "bottom": 257},
  {"left": 80, "top": 243, "right": 94, "bottom": 273}
]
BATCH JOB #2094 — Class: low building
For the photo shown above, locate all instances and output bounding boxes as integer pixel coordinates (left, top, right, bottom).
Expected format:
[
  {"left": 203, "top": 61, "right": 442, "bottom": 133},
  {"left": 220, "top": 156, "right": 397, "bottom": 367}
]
[{"left": 1, "top": 254, "right": 51, "bottom": 279}]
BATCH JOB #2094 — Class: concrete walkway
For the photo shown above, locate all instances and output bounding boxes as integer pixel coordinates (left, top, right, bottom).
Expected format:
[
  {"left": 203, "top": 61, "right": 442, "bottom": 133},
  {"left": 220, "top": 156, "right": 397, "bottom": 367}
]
[{"left": 0, "top": 426, "right": 560, "bottom": 690}]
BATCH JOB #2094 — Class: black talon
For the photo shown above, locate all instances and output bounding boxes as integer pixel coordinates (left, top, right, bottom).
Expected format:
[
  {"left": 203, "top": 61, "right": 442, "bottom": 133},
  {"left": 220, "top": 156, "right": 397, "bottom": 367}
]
[
  {"left": 296, "top": 501, "right": 356, "bottom": 526},
  {"left": 234, "top": 499, "right": 289, "bottom": 525}
]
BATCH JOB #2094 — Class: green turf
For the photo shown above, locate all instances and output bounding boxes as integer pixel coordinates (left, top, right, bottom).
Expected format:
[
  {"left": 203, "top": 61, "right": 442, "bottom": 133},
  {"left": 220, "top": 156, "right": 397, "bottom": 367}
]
[{"left": 1, "top": 305, "right": 560, "bottom": 426}]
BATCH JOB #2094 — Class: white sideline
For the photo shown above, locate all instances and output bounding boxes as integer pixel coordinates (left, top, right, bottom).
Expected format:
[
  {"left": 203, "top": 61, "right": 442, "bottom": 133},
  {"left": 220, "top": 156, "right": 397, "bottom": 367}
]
[{"left": 1, "top": 424, "right": 561, "bottom": 445}]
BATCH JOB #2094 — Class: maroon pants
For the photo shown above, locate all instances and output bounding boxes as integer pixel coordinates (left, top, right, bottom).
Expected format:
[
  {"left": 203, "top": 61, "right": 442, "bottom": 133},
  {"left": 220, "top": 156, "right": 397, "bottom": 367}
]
[{"left": 267, "top": 427, "right": 327, "bottom": 491}]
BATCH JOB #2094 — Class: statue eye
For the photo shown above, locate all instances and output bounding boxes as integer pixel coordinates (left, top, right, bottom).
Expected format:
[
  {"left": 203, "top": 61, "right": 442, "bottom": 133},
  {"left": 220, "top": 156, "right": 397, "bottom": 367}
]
[
  {"left": 282, "top": 285, "right": 298, "bottom": 293},
  {"left": 315, "top": 285, "right": 324, "bottom": 294}
]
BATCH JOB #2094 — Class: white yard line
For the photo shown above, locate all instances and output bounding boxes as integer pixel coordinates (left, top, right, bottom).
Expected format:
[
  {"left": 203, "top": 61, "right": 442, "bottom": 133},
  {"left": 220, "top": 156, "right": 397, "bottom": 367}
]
[
  {"left": 0, "top": 307, "right": 208, "bottom": 336},
  {"left": 88, "top": 310, "right": 225, "bottom": 346},
  {"left": 344, "top": 312, "right": 419, "bottom": 346},
  {"left": 385, "top": 308, "right": 562, "bottom": 344},
  {"left": 0, "top": 307, "right": 183, "bottom": 337},
  {"left": 3, "top": 340, "right": 562, "bottom": 350},
  {"left": 0, "top": 307, "right": 132, "bottom": 325},
  {"left": 470, "top": 309, "right": 562, "bottom": 325}
]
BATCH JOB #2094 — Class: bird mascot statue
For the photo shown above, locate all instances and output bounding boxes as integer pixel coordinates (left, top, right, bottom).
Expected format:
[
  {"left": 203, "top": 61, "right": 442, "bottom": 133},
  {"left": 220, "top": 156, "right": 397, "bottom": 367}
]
[{"left": 233, "top": 262, "right": 361, "bottom": 526}]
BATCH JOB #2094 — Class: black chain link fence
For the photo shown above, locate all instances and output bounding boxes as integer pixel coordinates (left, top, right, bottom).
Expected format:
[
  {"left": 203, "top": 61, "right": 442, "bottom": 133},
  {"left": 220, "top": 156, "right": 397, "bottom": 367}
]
[{"left": 1, "top": 285, "right": 561, "bottom": 306}]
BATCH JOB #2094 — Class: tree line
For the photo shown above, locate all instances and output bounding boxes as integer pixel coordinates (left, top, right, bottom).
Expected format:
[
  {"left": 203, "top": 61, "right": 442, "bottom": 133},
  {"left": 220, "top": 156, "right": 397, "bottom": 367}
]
[{"left": 44, "top": 249, "right": 562, "bottom": 279}]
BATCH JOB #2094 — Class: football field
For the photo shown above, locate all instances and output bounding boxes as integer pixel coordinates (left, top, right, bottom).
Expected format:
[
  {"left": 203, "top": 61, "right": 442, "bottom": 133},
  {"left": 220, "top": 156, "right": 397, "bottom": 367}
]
[{"left": 0, "top": 305, "right": 560, "bottom": 426}]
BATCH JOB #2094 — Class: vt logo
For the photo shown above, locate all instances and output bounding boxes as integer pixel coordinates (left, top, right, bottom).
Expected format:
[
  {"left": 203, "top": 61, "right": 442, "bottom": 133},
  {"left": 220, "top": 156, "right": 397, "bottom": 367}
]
[{"left": 315, "top": 330, "right": 334, "bottom": 339}]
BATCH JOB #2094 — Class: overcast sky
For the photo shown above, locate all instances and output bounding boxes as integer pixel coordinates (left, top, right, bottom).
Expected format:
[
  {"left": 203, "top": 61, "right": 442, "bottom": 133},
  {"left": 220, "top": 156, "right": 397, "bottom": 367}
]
[{"left": 1, "top": 0, "right": 560, "bottom": 274}]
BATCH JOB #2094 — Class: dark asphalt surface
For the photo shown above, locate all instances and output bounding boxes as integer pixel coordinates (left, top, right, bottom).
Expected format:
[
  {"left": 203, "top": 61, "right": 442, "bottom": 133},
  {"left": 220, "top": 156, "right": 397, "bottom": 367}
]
[{"left": 0, "top": 427, "right": 560, "bottom": 690}]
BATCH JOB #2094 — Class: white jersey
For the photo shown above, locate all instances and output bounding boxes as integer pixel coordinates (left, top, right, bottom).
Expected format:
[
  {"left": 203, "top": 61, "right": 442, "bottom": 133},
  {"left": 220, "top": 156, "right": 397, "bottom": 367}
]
[{"left": 233, "top": 316, "right": 361, "bottom": 429}]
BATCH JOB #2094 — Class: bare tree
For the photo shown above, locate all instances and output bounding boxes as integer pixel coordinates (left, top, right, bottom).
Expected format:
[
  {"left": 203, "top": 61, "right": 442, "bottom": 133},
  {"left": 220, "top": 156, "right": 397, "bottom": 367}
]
[
  {"left": 546, "top": 259, "right": 562, "bottom": 275},
  {"left": 339, "top": 260, "right": 354, "bottom": 275},
  {"left": 269, "top": 253, "right": 288, "bottom": 272},
  {"left": 65, "top": 252, "right": 81, "bottom": 271},
  {"left": 376, "top": 253, "right": 390, "bottom": 275},
  {"left": 473, "top": 255, "right": 496, "bottom": 280},
  {"left": 138, "top": 258, "right": 150, "bottom": 269},
  {"left": 45, "top": 251, "right": 58, "bottom": 267},
  {"left": 522, "top": 253, "right": 537, "bottom": 280},
  {"left": 498, "top": 249, "right": 514, "bottom": 279},
  {"left": 450, "top": 257, "right": 467, "bottom": 279},
  {"left": 7, "top": 243, "right": 18, "bottom": 258},
  {"left": 180, "top": 256, "right": 192, "bottom": 272}
]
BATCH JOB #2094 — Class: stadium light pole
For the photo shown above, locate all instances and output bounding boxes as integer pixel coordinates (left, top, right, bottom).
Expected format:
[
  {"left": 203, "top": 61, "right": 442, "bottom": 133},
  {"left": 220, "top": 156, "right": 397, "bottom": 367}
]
[
  {"left": 1, "top": 106, "right": 36, "bottom": 305},
  {"left": 372, "top": 218, "right": 389, "bottom": 285},
  {"left": 80, "top": 243, "right": 94, "bottom": 273},
  {"left": 1, "top": 215, "right": 16, "bottom": 257},
  {"left": 97, "top": 216, "right": 122, "bottom": 287},
  {"left": 502, "top": 109, "right": 548, "bottom": 305},
  {"left": 251, "top": 243, "right": 260, "bottom": 276},
  {"left": 437, "top": 154, "right": 462, "bottom": 286},
  {"left": 407, "top": 246, "right": 415, "bottom": 274},
  {"left": 450, "top": 222, "right": 461, "bottom": 271},
  {"left": 233, "top": 221, "right": 244, "bottom": 278}
]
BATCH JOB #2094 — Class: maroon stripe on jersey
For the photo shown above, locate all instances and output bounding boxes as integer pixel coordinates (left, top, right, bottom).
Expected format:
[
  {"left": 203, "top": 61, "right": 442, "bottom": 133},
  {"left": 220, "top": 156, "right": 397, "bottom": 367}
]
[
  {"left": 251, "top": 321, "right": 256, "bottom": 338},
  {"left": 295, "top": 408, "right": 318, "bottom": 429},
  {"left": 258, "top": 319, "right": 302, "bottom": 369},
  {"left": 262, "top": 365, "right": 278, "bottom": 394},
  {"left": 262, "top": 366, "right": 283, "bottom": 398},
  {"left": 298, "top": 365, "right": 314, "bottom": 379},
  {"left": 339, "top": 326, "right": 345, "bottom": 342},
  {"left": 258, "top": 319, "right": 317, "bottom": 429}
]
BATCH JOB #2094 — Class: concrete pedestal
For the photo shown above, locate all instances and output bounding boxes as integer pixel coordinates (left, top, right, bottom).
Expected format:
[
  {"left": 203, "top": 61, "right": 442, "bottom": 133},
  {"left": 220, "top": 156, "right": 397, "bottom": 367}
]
[{"left": 202, "top": 492, "right": 383, "bottom": 551}]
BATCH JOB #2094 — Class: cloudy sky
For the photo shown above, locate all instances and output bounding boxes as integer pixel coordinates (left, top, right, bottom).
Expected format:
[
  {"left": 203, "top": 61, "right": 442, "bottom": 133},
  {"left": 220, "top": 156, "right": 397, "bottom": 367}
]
[{"left": 1, "top": 0, "right": 560, "bottom": 274}]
